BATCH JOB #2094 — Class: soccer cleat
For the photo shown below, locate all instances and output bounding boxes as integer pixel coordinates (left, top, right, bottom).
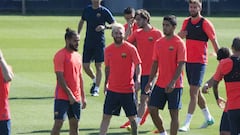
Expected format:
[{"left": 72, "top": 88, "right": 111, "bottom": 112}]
[
  {"left": 200, "top": 118, "right": 214, "bottom": 128},
  {"left": 120, "top": 121, "right": 130, "bottom": 128},
  {"left": 152, "top": 129, "right": 159, "bottom": 134},
  {"left": 179, "top": 125, "right": 190, "bottom": 132},
  {"left": 91, "top": 91, "right": 99, "bottom": 97},
  {"left": 90, "top": 83, "right": 96, "bottom": 94}
]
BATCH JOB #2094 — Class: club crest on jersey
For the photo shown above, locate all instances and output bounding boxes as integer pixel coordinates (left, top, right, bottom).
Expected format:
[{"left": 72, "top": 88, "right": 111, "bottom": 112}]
[
  {"left": 169, "top": 46, "right": 174, "bottom": 51},
  {"left": 121, "top": 53, "right": 127, "bottom": 58},
  {"left": 96, "top": 13, "right": 101, "bottom": 18},
  {"left": 148, "top": 37, "right": 153, "bottom": 41}
]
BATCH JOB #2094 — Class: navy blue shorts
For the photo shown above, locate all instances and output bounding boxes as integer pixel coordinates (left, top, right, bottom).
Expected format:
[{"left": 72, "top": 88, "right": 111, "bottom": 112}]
[
  {"left": 228, "top": 109, "right": 240, "bottom": 135},
  {"left": 149, "top": 85, "right": 182, "bottom": 110},
  {"left": 186, "top": 63, "right": 206, "bottom": 86},
  {"left": 0, "top": 120, "right": 11, "bottom": 135},
  {"left": 83, "top": 46, "right": 104, "bottom": 63},
  {"left": 220, "top": 112, "right": 230, "bottom": 132},
  {"left": 54, "top": 99, "right": 81, "bottom": 120},
  {"left": 141, "top": 75, "right": 150, "bottom": 95},
  {"left": 104, "top": 90, "right": 137, "bottom": 117}
]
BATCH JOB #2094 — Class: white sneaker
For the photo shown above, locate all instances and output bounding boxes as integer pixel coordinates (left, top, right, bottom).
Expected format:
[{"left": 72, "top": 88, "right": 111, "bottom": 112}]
[
  {"left": 91, "top": 92, "right": 99, "bottom": 97},
  {"left": 179, "top": 125, "right": 190, "bottom": 132},
  {"left": 200, "top": 117, "right": 214, "bottom": 128}
]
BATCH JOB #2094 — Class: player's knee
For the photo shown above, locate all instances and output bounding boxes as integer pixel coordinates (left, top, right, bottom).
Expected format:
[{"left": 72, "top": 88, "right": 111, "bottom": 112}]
[{"left": 148, "top": 106, "right": 158, "bottom": 115}]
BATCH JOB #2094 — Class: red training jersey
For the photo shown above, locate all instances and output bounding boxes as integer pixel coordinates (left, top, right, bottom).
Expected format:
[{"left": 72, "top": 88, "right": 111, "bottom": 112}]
[
  {"left": 54, "top": 48, "right": 83, "bottom": 102},
  {"left": 213, "top": 58, "right": 240, "bottom": 110},
  {"left": 153, "top": 35, "right": 186, "bottom": 88},
  {"left": 128, "top": 27, "right": 163, "bottom": 75},
  {"left": 0, "top": 66, "right": 12, "bottom": 121},
  {"left": 105, "top": 41, "right": 142, "bottom": 93},
  {"left": 181, "top": 17, "right": 216, "bottom": 64}
]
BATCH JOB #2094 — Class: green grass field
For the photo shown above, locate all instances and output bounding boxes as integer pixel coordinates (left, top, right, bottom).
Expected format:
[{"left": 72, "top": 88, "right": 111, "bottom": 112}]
[{"left": 0, "top": 15, "right": 239, "bottom": 135}]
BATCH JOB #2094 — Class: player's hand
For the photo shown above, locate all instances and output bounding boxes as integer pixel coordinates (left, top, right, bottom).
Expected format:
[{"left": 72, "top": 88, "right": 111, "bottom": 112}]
[
  {"left": 178, "top": 30, "right": 188, "bottom": 38},
  {"left": 95, "top": 25, "right": 105, "bottom": 32},
  {"left": 82, "top": 100, "right": 87, "bottom": 109},
  {"left": 202, "top": 83, "right": 209, "bottom": 94},
  {"left": 104, "top": 85, "right": 108, "bottom": 96},
  {"left": 165, "top": 80, "right": 175, "bottom": 93},
  {"left": 216, "top": 97, "right": 226, "bottom": 109},
  {"left": 127, "top": 18, "right": 134, "bottom": 28},
  {"left": 144, "top": 82, "right": 152, "bottom": 94},
  {"left": 69, "top": 95, "right": 77, "bottom": 105}
]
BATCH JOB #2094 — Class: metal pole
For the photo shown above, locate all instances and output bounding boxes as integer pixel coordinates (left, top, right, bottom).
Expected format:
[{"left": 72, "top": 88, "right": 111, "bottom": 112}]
[
  {"left": 207, "top": 0, "right": 211, "bottom": 16},
  {"left": 22, "top": 0, "right": 26, "bottom": 15}
]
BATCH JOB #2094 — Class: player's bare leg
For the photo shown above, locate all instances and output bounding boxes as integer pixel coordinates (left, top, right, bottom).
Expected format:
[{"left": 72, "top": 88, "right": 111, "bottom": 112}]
[
  {"left": 149, "top": 106, "right": 167, "bottom": 134},
  {"left": 83, "top": 63, "right": 95, "bottom": 80},
  {"left": 93, "top": 62, "right": 102, "bottom": 96},
  {"left": 51, "top": 120, "right": 64, "bottom": 135},
  {"left": 69, "top": 118, "right": 79, "bottom": 135},
  {"left": 128, "top": 116, "right": 138, "bottom": 135},
  {"left": 99, "top": 114, "right": 112, "bottom": 135},
  {"left": 136, "top": 94, "right": 148, "bottom": 125},
  {"left": 169, "top": 109, "right": 179, "bottom": 135}
]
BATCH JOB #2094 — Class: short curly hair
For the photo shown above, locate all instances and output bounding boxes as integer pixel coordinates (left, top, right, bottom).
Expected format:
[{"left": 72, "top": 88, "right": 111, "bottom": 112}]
[
  {"left": 232, "top": 37, "right": 240, "bottom": 52},
  {"left": 189, "top": 0, "right": 202, "bottom": 7},
  {"left": 217, "top": 47, "right": 231, "bottom": 61}
]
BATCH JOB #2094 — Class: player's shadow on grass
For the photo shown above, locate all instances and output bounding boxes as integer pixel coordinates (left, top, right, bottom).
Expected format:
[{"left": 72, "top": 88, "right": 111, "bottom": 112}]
[
  {"left": 9, "top": 96, "right": 53, "bottom": 100},
  {"left": 17, "top": 129, "right": 58, "bottom": 134},
  {"left": 17, "top": 128, "right": 99, "bottom": 134},
  {"left": 17, "top": 127, "right": 149, "bottom": 134},
  {"left": 88, "top": 131, "right": 150, "bottom": 135},
  {"left": 87, "top": 127, "right": 150, "bottom": 135}
]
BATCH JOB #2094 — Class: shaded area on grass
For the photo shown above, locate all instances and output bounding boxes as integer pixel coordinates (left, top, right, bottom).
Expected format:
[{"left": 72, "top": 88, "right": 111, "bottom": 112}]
[
  {"left": 9, "top": 96, "right": 53, "bottom": 100},
  {"left": 16, "top": 128, "right": 150, "bottom": 134}
]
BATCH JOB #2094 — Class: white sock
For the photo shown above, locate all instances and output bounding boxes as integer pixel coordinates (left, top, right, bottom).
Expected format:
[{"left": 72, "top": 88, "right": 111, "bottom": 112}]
[
  {"left": 94, "top": 86, "right": 99, "bottom": 93},
  {"left": 159, "top": 131, "right": 167, "bottom": 135},
  {"left": 184, "top": 113, "right": 192, "bottom": 127},
  {"left": 202, "top": 107, "right": 212, "bottom": 121},
  {"left": 92, "top": 78, "right": 96, "bottom": 83},
  {"left": 136, "top": 117, "right": 142, "bottom": 125}
]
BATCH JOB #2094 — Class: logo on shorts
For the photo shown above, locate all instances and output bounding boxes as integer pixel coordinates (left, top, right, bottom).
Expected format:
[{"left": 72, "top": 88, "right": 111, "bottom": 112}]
[
  {"left": 169, "top": 46, "right": 174, "bottom": 51},
  {"left": 54, "top": 111, "right": 59, "bottom": 116},
  {"left": 121, "top": 53, "right": 127, "bottom": 58},
  {"left": 148, "top": 37, "right": 153, "bottom": 42},
  {"left": 96, "top": 13, "right": 101, "bottom": 18}
]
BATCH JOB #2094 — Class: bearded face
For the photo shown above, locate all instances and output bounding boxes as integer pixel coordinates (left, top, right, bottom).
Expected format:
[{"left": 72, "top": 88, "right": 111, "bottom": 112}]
[
  {"left": 189, "top": 3, "right": 201, "bottom": 18},
  {"left": 69, "top": 42, "right": 78, "bottom": 51},
  {"left": 112, "top": 28, "right": 125, "bottom": 45},
  {"left": 68, "top": 34, "right": 80, "bottom": 52}
]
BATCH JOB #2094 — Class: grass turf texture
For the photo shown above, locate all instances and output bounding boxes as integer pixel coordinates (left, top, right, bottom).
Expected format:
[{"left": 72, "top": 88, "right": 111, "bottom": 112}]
[{"left": 0, "top": 15, "right": 239, "bottom": 135}]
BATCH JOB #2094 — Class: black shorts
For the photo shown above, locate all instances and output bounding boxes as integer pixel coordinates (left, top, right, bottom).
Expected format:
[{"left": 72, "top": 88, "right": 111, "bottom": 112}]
[
  {"left": 186, "top": 63, "right": 206, "bottom": 86},
  {"left": 149, "top": 85, "right": 182, "bottom": 110},
  {"left": 220, "top": 111, "right": 230, "bottom": 132},
  {"left": 83, "top": 46, "right": 104, "bottom": 63},
  {"left": 0, "top": 119, "right": 11, "bottom": 135},
  {"left": 54, "top": 99, "right": 81, "bottom": 120},
  {"left": 104, "top": 90, "right": 137, "bottom": 117}
]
